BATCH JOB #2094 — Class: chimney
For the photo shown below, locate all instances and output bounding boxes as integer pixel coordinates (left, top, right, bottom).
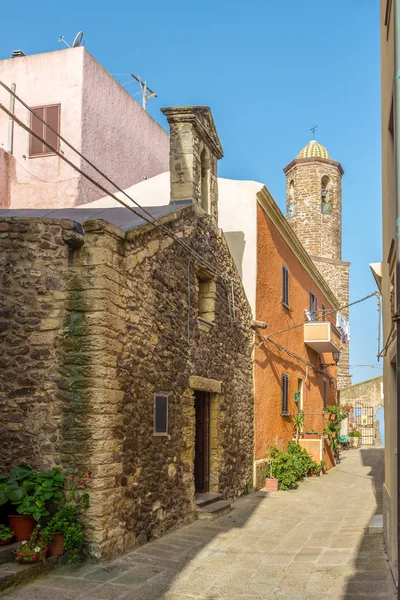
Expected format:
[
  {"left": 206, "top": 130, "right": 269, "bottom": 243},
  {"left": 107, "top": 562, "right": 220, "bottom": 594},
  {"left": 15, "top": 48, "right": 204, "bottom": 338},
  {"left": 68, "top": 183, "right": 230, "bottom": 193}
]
[{"left": 161, "top": 106, "right": 223, "bottom": 222}]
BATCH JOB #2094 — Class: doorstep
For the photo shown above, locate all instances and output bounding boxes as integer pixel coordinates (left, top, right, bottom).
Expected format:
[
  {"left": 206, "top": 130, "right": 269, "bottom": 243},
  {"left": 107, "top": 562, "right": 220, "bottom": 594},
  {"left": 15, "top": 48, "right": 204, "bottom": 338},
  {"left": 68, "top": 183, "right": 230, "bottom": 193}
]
[{"left": 0, "top": 554, "right": 64, "bottom": 597}]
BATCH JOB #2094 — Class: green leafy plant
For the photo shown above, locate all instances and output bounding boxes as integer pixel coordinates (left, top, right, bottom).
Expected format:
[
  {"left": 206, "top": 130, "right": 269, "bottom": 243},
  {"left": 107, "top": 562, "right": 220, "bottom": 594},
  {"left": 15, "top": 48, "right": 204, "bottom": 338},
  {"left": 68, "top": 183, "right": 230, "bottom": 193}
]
[
  {"left": 291, "top": 414, "right": 304, "bottom": 444},
  {"left": 323, "top": 404, "right": 348, "bottom": 453},
  {"left": 268, "top": 442, "right": 320, "bottom": 490},
  {"left": 41, "top": 472, "right": 91, "bottom": 562},
  {"left": 0, "top": 466, "right": 35, "bottom": 506},
  {"left": 14, "top": 527, "right": 47, "bottom": 564},
  {"left": 349, "top": 430, "right": 361, "bottom": 438},
  {"left": 0, "top": 525, "right": 14, "bottom": 542},
  {"left": 0, "top": 467, "right": 64, "bottom": 522}
]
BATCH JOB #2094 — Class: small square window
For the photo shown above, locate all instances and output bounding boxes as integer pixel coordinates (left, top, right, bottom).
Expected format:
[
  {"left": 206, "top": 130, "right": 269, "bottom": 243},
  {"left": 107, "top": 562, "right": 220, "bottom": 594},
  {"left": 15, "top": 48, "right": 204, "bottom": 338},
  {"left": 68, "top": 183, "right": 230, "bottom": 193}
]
[{"left": 154, "top": 394, "right": 168, "bottom": 436}]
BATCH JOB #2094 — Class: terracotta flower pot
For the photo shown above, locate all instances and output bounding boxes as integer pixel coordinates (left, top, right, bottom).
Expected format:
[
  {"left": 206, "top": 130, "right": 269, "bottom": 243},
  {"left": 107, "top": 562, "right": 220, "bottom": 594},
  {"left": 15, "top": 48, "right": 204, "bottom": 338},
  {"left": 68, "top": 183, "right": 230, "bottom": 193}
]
[
  {"left": 265, "top": 478, "right": 279, "bottom": 491},
  {"left": 8, "top": 515, "right": 35, "bottom": 542},
  {"left": 40, "top": 532, "right": 64, "bottom": 557}
]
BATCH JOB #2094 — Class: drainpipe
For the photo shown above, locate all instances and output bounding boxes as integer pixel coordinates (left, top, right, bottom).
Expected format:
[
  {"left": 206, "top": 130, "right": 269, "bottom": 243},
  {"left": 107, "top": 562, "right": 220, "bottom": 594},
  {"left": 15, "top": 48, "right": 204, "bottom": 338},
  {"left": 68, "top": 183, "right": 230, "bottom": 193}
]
[
  {"left": 394, "top": 0, "right": 400, "bottom": 593},
  {"left": 6, "top": 84, "right": 15, "bottom": 154}
]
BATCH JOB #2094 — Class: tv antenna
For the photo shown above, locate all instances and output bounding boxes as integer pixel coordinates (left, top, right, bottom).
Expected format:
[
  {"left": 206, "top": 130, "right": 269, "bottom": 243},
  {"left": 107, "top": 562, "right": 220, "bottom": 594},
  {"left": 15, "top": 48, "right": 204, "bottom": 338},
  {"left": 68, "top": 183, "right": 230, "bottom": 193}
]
[
  {"left": 310, "top": 125, "right": 318, "bottom": 139},
  {"left": 130, "top": 73, "right": 157, "bottom": 111},
  {"left": 58, "top": 31, "right": 84, "bottom": 48}
]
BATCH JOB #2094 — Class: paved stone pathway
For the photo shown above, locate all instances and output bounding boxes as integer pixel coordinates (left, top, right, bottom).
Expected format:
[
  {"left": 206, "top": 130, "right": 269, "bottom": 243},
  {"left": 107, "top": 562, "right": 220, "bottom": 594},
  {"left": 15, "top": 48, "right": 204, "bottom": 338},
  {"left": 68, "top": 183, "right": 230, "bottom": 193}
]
[{"left": 2, "top": 448, "right": 396, "bottom": 599}]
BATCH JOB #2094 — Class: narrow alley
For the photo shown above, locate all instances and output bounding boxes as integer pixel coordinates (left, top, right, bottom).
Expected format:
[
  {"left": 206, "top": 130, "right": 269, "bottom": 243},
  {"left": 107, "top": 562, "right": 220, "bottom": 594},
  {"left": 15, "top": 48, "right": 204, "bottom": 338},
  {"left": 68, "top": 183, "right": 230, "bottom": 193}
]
[{"left": 2, "top": 448, "right": 394, "bottom": 600}]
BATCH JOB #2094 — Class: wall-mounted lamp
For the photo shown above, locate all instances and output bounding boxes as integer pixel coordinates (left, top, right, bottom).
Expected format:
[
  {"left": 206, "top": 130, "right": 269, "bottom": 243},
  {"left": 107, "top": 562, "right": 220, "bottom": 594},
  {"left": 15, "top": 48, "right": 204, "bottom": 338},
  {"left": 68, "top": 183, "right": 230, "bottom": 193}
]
[{"left": 320, "top": 351, "right": 341, "bottom": 370}]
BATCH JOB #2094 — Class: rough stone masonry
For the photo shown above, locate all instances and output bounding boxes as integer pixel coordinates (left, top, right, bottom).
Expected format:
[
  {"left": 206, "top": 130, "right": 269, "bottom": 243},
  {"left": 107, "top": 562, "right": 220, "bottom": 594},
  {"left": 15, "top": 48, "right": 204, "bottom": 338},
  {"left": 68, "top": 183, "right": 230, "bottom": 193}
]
[{"left": 0, "top": 106, "right": 254, "bottom": 560}]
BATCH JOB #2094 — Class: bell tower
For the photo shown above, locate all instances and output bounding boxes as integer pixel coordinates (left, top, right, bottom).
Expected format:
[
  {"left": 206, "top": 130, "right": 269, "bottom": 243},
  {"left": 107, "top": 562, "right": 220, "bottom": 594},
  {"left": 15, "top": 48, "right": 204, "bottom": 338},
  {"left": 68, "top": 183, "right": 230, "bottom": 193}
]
[{"left": 284, "top": 140, "right": 351, "bottom": 388}]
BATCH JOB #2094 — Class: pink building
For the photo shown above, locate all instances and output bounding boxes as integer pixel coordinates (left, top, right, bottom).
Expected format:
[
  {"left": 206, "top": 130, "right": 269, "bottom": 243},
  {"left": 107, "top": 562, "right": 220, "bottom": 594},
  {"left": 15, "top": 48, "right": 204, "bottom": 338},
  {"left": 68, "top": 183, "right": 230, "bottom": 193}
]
[{"left": 0, "top": 47, "right": 169, "bottom": 209}]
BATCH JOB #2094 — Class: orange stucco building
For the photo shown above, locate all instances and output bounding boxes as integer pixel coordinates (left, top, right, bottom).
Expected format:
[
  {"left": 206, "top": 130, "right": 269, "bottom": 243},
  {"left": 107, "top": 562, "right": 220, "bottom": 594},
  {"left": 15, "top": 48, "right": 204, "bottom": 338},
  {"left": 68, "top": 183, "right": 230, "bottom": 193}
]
[{"left": 254, "top": 187, "right": 341, "bottom": 478}]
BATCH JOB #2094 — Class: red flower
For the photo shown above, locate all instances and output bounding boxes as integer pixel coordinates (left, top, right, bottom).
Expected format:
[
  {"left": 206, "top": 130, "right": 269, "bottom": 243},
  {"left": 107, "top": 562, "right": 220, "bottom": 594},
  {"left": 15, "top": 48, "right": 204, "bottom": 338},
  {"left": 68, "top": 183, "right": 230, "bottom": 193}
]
[
  {"left": 32, "top": 556, "right": 36, "bottom": 561},
  {"left": 72, "top": 475, "right": 75, "bottom": 481},
  {"left": 78, "top": 480, "right": 83, "bottom": 486},
  {"left": 17, "top": 554, "right": 21, "bottom": 558},
  {"left": 87, "top": 471, "right": 92, "bottom": 478}
]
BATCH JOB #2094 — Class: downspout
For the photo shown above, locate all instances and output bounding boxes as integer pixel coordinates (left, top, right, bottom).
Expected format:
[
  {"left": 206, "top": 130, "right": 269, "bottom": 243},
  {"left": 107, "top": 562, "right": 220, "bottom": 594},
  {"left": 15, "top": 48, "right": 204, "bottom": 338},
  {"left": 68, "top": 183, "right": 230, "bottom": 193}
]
[{"left": 394, "top": 0, "right": 400, "bottom": 593}]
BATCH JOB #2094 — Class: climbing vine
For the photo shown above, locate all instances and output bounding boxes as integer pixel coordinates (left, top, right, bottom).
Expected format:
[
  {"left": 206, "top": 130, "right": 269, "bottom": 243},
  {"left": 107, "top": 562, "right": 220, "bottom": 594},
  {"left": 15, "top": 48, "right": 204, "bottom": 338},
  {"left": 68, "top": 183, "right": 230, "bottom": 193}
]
[{"left": 324, "top": 405, "right": 349, "bottom": 453}]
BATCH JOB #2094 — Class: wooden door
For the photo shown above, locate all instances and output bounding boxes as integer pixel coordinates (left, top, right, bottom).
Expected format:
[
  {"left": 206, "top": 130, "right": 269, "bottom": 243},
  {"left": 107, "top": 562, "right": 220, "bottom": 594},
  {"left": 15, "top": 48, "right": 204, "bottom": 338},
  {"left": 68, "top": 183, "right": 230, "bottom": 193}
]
[{"left": 194, "top": 391, "right": 210, "bottom": 493}]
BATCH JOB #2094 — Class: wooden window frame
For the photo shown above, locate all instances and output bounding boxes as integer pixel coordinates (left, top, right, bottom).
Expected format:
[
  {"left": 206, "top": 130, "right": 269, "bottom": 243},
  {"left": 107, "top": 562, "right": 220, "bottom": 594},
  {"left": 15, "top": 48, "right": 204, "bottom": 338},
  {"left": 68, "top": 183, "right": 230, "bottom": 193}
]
[
  {"left": 29, "top": 104, "right": 61, "bottom": 158},
  {"left": 282, "top": 265, "right": 289, "bottom": 309},
  {"left": 281, "top": 373, "right": 289, "bottom": 416},
  {"left": 153, "top": 394, "right": 168, "bottom": 436}
]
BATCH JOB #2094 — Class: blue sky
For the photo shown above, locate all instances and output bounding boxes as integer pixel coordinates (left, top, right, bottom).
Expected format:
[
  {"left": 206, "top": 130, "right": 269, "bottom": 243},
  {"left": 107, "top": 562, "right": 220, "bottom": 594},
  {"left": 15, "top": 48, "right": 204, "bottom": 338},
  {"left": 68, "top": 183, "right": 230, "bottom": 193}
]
[{"left": 2, "top": 0, "right": 382, "bottom": 385}]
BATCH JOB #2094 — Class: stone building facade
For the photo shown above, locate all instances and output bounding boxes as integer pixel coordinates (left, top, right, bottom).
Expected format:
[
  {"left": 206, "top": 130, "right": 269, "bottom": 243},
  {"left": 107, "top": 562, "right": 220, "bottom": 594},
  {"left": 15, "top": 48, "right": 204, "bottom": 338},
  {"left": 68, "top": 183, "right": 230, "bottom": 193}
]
[
  {"left": 284, "top": 141, "right": 351, "bottom": 388},
  {"left": 0, "top": 107, "right": 253, "bottom": 559}
]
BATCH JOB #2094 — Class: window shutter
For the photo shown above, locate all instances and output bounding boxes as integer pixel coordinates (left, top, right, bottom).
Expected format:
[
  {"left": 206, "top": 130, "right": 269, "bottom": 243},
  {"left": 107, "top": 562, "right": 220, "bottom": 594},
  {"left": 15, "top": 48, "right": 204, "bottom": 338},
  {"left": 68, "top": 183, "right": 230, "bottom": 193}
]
[
  {"left": 44, "top": 105, "right": 60, "bottom": 153},
  {"left": 154, "top": 395, "right": 168, "bottom": 435},
  {"left": 29, "top": 107, "right": 44, "bottom": 156},
  {"left": 282, "top": 266, "right": 289, "bottom": 306},
  {"left": 281, "top": 374, "right": 289, "bottom": 415}
]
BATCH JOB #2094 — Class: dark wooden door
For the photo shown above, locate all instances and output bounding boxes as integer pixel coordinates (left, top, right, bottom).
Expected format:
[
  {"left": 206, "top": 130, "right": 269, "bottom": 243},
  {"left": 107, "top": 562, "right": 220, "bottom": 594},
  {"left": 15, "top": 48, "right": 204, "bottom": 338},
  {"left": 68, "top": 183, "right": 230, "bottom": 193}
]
[{"left": 194, "top": 391, "right": 210, "bottom": 493}]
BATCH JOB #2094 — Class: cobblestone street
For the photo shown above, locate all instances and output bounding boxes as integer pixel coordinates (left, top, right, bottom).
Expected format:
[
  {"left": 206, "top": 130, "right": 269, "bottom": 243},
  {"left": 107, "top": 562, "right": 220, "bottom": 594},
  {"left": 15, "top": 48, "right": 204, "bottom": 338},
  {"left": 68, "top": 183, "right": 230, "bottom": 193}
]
[{"left": 3, "top": 448, "right": 395, "bottom": 600}]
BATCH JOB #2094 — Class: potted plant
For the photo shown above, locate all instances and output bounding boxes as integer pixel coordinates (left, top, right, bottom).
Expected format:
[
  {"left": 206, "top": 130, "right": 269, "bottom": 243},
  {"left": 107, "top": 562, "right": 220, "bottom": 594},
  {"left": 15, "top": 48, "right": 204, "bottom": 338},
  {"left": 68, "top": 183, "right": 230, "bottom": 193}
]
[
  {"left": 0, "top": 525, "right": 14, "bottom": 546},
  {"left": 349, "top": 430, "right": 361, "bottom": 447},
  {"left": 14, "top": 527, "right": 47, "bottom": 564},
  {"left": 41, "top": 472, "right": 91, "bottom": 561},
  {"left": 264, "top": 459, "right": 278, "bottom": 491},
  {"left": 0, "top": 466, "right": 64, "bottom": 541}
]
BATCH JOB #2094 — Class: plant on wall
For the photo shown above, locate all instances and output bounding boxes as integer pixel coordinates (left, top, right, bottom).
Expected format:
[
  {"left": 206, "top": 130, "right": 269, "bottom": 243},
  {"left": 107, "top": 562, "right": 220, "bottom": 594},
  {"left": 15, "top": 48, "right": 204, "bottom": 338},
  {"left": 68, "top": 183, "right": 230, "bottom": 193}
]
[
  {"left": 323, "top": 405, "right": 348, "bottom": 454},
  {"left": 291, "top": 414, "right": 304, "bottom": 444}
]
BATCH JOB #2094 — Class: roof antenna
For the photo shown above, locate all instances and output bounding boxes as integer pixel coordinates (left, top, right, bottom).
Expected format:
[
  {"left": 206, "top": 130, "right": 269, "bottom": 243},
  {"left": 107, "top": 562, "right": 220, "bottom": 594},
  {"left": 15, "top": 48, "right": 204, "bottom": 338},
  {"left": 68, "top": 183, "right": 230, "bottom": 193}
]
[
  {"left": 130, "top": 73, "right": 157, "bottom": 111},
  {"left": 310, "top": 125, "right": 318, "bottom": 140},
  {"left": 58, "top": 32, "right": 84, "bottom": 48}
]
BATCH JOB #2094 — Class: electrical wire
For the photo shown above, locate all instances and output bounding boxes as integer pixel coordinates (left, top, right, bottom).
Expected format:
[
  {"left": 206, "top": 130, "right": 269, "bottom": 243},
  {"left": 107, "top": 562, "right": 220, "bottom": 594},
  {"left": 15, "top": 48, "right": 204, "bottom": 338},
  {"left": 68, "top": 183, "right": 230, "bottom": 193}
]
[
  {"left": 0, "top": 82, "right": 230, "bottom": 285},
  {"left": 3, "top": 152, "right": 77, "bottom": 185},
  {"left": 264, "top": 292, "right": 378, "bottom": 340}
]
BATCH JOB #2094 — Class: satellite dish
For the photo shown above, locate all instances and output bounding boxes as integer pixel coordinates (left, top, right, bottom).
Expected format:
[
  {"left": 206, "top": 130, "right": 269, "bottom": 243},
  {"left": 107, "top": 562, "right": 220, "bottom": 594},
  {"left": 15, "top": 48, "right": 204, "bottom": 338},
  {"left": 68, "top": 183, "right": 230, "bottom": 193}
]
[{"left": 72, "top": 32, "right": 83, "bottom": 48}]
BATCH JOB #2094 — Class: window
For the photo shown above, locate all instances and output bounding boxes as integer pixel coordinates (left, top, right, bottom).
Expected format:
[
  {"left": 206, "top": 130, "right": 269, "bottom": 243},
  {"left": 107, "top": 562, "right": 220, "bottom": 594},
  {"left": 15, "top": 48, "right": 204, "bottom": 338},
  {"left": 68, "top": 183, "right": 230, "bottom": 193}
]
[
  {"left": 354, "top": 407, "right": 362, "bottom": 418},
  {"left": 323, "top": 380, "right": 327, "bottom": 409},
  {"left": 321, "top": 175, "right": 331, "bottom": 214},
  {"left": 282, "top": 265, "right": 289, "bottom": 307},
  {"left": 309, "top": 291, "right": 318, "bottom": 321},
  {"left": 29, "top": 104, "right": 60, "bottom": 157},
  {"left": 200, "top": 148, "right": 210, "bottom": 213},
  {"left": 321, "top": 303, "right": 326, "bottom": 321},
  {"left": 198, "top": 277, "right": 216, "bottom": 323},
  {"left": 154, "top": 394, "right": 168, "bottom": 435},
  {"left": 281, "top": 373, "right": 289, "bottom": 415}
]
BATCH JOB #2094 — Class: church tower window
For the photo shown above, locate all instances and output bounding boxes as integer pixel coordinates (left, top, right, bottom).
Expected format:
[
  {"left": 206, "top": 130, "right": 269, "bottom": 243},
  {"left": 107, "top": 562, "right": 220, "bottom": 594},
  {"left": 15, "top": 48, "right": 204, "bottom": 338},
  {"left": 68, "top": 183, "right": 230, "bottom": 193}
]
[{"left": 321, "top": 175, "right": 331, "bottom": 214}]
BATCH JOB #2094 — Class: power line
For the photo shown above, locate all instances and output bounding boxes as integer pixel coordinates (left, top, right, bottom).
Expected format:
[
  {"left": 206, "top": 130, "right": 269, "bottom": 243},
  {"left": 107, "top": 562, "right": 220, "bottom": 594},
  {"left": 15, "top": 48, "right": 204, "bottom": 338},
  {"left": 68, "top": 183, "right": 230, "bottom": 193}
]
[
  {"left": 0, "top": 82, "right": 229, "bottom": 284},
  {"left": 262, "top": 292, "right": 378, "bottom": 341}
]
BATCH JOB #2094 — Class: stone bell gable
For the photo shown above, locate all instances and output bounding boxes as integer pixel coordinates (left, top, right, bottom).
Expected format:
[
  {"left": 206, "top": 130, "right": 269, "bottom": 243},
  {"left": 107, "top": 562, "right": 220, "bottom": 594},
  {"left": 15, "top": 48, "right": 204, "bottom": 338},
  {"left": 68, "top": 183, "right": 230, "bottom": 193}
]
[{"left": 161, "top": 106, "right": 224, "bottom": 222}]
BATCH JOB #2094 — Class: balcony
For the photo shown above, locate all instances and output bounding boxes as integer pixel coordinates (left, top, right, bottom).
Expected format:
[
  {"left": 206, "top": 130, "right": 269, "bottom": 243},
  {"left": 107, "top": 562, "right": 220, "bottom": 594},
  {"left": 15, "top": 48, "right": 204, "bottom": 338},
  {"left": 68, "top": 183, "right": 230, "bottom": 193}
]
[{"left": 304, "top": 321, "right": 341, "bottom": 354}]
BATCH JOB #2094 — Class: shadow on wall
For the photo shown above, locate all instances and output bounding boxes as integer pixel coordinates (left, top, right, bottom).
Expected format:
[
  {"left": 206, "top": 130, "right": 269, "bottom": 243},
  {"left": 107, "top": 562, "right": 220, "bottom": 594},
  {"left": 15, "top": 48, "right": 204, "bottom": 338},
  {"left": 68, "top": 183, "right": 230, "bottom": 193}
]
[
  {"left": 224, "top": 231, "right": 245, "bottom": 279},
  {"left": 343, "top": 448, "right": 395, "bottom": 596}
]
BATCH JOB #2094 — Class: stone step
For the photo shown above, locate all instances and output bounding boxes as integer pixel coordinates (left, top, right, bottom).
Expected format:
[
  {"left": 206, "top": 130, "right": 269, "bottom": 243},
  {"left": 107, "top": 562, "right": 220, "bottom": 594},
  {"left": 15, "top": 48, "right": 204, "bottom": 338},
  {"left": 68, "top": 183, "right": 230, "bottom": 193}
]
[
  {"left": 0, "top": 555, "right": 63, "bottom": 597},
  {"left": 368, "top": 514, "right": 383, "bottom": 534},
  {"left": 197, "top": 500, "right": 231, "bottom": 521},
  {"left": 0, "top": 543, "right": 18, "bottom": 566},
  {"left": 195, "top": 492, "right": 223, "bottom": 508}
]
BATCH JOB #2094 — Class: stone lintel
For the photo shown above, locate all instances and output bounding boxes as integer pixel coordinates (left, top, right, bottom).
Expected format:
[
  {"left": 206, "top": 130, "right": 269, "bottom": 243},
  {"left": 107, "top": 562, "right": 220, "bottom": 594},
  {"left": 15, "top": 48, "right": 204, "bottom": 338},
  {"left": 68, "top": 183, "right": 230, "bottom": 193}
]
[
  {"left": 189, "top": 375, "right": 222, "bottom": 394},
  {"left": 283, "top": 156, "right": 344, "bottom": 176}
]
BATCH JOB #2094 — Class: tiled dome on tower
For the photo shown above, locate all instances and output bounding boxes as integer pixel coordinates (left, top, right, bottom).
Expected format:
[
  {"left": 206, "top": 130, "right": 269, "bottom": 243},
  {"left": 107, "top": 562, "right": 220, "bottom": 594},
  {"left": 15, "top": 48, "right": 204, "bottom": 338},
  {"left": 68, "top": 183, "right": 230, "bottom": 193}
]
[{"left": 297, "top": 140, "right": 330, "bottom": 160}]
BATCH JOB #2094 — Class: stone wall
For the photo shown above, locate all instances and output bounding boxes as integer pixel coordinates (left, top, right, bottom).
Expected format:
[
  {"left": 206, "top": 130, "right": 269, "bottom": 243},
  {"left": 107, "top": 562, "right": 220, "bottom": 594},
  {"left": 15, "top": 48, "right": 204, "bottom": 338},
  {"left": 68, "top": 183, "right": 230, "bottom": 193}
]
[{"left": 0, "top": 207, "right": 254, "bottom": 559}]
